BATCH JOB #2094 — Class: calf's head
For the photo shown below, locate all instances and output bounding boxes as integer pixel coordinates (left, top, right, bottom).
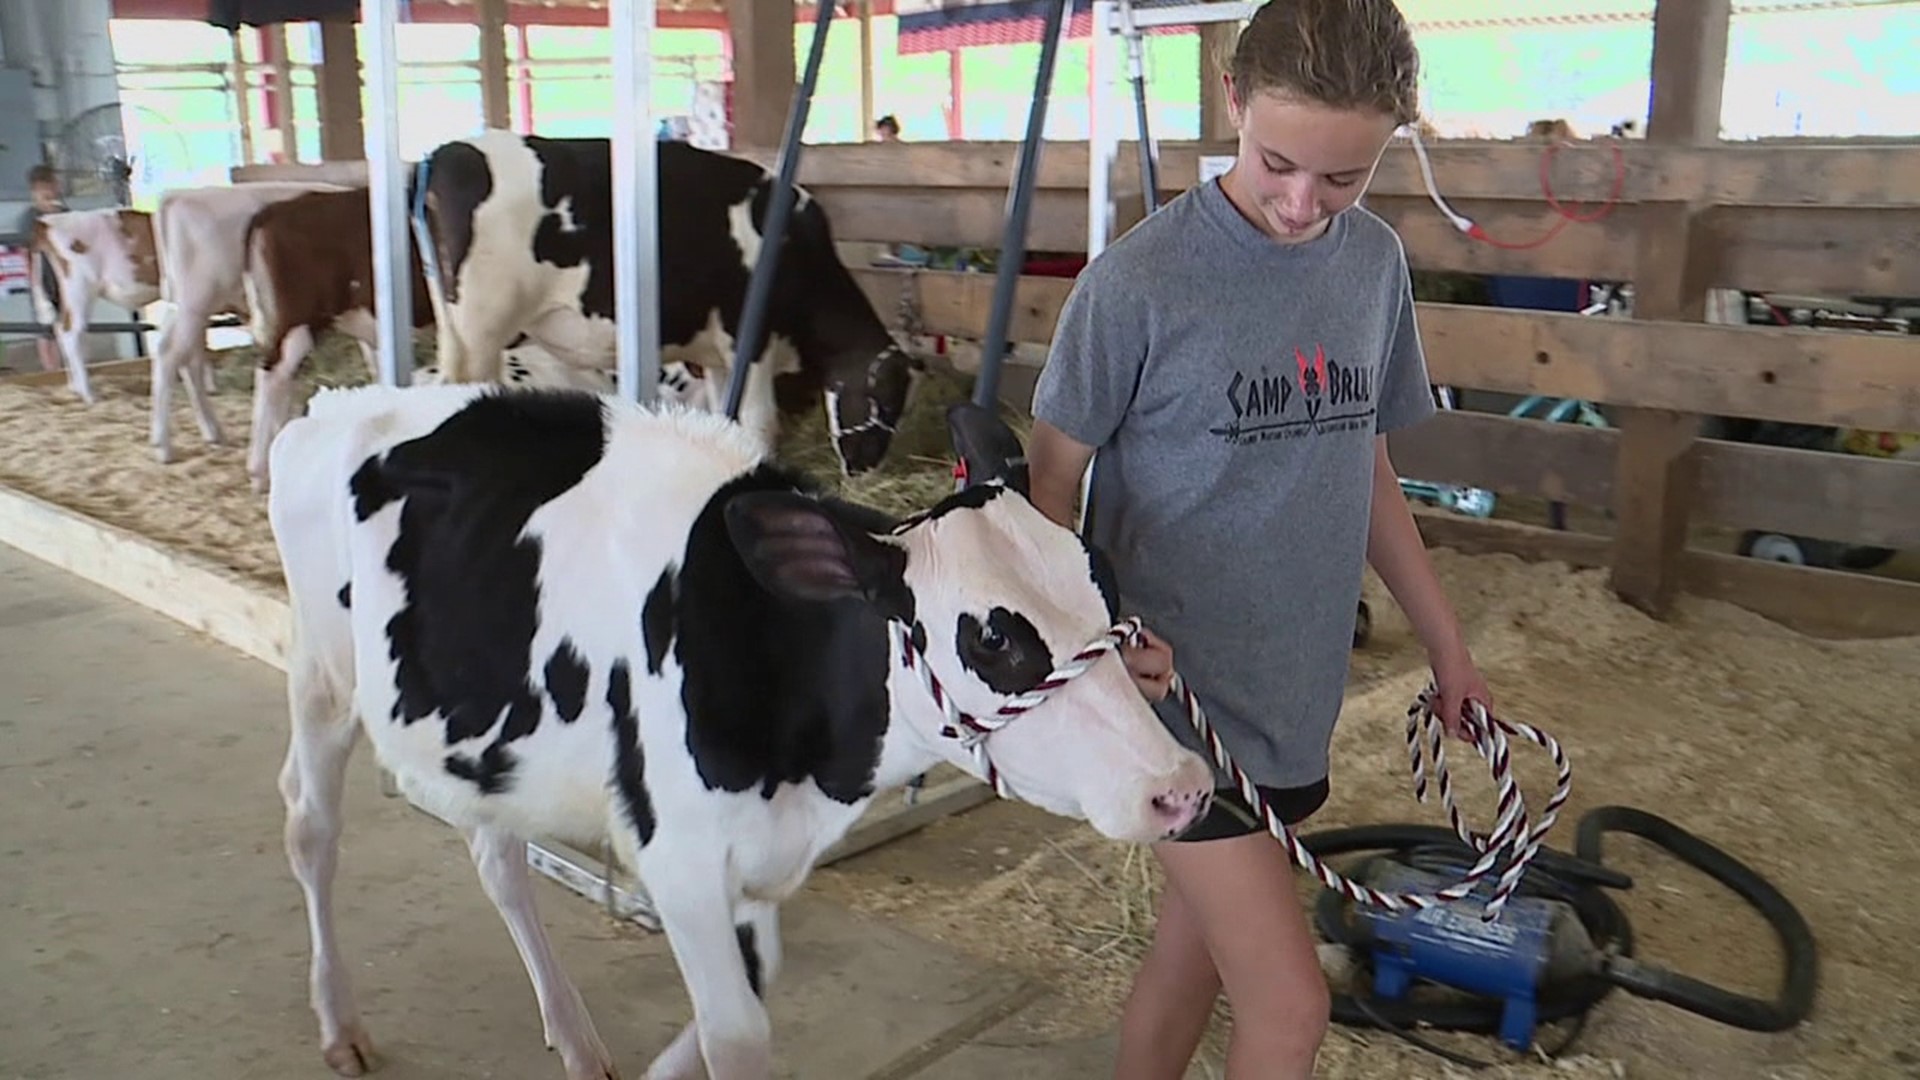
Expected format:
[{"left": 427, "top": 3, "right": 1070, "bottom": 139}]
[
  {"left": 824, "top": 342, "right": 925, "bottom": 476},
  {"left": 726, "top": 403, "right": 1214, "bottom": 843}
]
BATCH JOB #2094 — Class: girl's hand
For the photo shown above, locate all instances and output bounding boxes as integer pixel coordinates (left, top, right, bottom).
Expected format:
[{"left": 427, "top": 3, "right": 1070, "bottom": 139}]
[
  {"left": 1122, "top": 626, "right": 1174, "bottom": 702},
  {"left": 1431, "top": 650, "right": 1493, "bottom": 742}
]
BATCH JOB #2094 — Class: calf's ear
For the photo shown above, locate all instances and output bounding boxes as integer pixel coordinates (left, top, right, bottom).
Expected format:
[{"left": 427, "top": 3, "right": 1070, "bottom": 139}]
[
  {"left": 725, "top": 491, "right": 907, "bottom": 606},
  {"left": 946, "top": 401, "right": 1029, "bottom": 497}
]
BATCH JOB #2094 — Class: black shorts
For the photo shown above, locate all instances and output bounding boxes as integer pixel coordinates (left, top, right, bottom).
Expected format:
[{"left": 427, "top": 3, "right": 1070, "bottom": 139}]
[{"left": 1171, "top": 777, "right": 1330, "bottom": 843}]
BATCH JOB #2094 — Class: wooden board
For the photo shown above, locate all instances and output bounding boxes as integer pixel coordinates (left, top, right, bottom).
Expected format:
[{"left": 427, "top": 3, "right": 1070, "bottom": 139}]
[
  {"left": 1388, "top": 412, "right": 1920, "bottom": 552},
  {"left": 1415, "top": 304, "right": 1920, "bottom": 433},
  {"left": 2, "top": 358, "right": 150, "bottom": 388},
  {"left": 855, "top": 268, "right": 1920, "bottom": 432},
  {"left": 232, "top": 159, "right": 370, "bottom": 187},
  {"left": 1411, "top": 510, "right": 1920, "bottom": 640},
  {"left": 822, "top": 186, "right": 1916, "bottom": 288},
  {"left": 1694, "top": 441, "right": 1920, "bottom": 550},
  {"left": 1387, "top": 411, "right": 1617, "bottom": 510},
  {"left": 734, "top": 140, "right": 1920, "bottom": 208}
]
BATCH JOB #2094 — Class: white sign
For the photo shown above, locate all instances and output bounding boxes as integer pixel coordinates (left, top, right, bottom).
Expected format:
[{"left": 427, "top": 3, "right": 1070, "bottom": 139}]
[{"left": 1198, "top": 155, "right": 1235, "bottom": 184}]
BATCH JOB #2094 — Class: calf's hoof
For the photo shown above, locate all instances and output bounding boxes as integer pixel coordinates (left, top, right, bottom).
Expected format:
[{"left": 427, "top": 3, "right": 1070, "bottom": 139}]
[
  {"left": 322, "top": 1024, "right": 380, "bottom": 1075},
  {"left": 151, "top": 444, "right": 174, "bottom": 465}
]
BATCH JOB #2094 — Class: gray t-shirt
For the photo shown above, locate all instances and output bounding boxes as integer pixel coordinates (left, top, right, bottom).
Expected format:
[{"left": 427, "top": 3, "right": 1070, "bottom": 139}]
[{"left": 1031, "top": 177, "right": 1436, "bottom": 789}]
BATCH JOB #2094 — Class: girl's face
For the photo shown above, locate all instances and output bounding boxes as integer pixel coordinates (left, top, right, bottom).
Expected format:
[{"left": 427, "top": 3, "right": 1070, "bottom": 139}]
[{"left": 1220, "top": 83, "right": 1399, "bottom": 244}]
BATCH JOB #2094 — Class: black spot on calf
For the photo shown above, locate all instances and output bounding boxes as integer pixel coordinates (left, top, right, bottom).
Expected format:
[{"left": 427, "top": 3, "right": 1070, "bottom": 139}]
[
  {"left": 607, "top": 659, "right": 656, "bottom": 845},
  {"left": 642, "top": 568, "right": 676, "bottom": 676},
  {"left": 673, "top": 466, "right": 904, "bottom": 803},
  {"left": 545, "top": 639, "right": 590, "bottom": 724},
  {"left": 956, "top": 607, "right": 1054, "bottom": 695},
  {"left": 445, "top": 742, "right": 517, "bottom": 795},
  {"left": 736, "top": 924, "right": 763, "bottom": 998},
  {"left": 362, "top": 390, "right": 606, "bottom": 758},
  {"left": 336, "top": 582, "right": 352, "bottom": 609}
]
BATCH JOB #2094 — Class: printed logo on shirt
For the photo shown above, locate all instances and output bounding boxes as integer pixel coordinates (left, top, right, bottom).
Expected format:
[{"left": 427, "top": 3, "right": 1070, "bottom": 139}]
[{"left": 1207, "top": 344, "right": 1376, "bottom": 446}]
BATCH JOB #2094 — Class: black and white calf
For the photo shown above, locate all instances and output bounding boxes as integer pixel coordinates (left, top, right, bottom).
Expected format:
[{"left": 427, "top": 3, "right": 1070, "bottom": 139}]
[
  {"left": 416, "top": 130, "right": 922, "bottom": 475},
  {"left": 266, "top": 387, "right": 1214, "bottom": 1079}
]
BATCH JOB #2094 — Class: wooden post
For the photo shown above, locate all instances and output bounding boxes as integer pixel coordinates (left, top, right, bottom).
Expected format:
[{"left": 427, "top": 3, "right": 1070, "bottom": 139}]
[
  {"left": 477, "top": 0, "right": 511, "bottom": 130},
  {"left": 229, "top": 30, "right": 256, "bottom": 166},
  {"left": 1608, "top": 0, "right": 1731, "bottom": 617},
  {"left": 316, "top": 15, "right": 365, "bottom": 162},
  {"left": 1198, "top": 5, "right": 1237, "bottom": 142},
  {"left": 727, "top": 0, "right": 797, "bottom": 149},
  {"left": 264, "top": 25, "right": 297, "bottom": 163}
]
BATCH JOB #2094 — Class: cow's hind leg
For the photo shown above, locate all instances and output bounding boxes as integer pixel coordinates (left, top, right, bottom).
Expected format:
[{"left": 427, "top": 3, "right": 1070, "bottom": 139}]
[
  {"left": 465, "top": 826, "right": 620, "bottom": 1080},
  {"left": 279, "top": 650, "right": 377, "bottom": 1076},
  {"left": 643, "top": 900, "right": 781, "bottom": 1080}
]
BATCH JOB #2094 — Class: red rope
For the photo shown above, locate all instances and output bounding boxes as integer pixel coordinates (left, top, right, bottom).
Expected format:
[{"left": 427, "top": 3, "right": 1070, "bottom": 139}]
[{"left": 1466, "top": 138, "right": 1629, "bottom": 251}]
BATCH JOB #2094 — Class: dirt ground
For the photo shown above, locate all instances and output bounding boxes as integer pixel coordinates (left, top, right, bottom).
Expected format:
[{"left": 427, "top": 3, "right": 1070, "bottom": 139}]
[{"left": 2, "top": 345, "right": 1918, "bottom": 1079}]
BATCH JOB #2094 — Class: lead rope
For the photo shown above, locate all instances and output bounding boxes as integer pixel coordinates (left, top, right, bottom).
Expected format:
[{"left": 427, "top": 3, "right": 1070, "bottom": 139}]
[{"left": 891, "top": 616, "right": 1571, "bottom": 920}]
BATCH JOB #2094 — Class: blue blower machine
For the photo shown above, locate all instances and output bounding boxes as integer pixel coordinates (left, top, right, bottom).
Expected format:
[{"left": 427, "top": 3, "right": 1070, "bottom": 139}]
[{"left": 1306, "top": 808, "right": 1820, "bottom": 1067}]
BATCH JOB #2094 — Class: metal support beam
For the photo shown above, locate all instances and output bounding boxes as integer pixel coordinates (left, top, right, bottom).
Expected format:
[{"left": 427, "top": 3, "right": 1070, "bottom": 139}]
[
  {"left": 973, "top": 0, "right": 1070, "bottom": 409},
  {"left": 612, "top": 0, "right": 661, "bottom": 404},
  {"left": 1087, "top": 0, "right": 1119, "bottom": 260},
  {"left": 1120, "top": 0, "right": 1159, "bottom": 216},
  {"left": 1121, "top": 0, "right": 1257, "bottom": 30},
  {"left": 722, "top": 0, "right": 837, "bottom": 420},
  {"left": 363, "top": 0, "right": 412, "bottom": 387}
]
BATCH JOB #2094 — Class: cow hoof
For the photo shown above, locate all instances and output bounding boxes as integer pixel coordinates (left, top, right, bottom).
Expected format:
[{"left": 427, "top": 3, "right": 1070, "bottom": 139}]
[
  {"left": 322, "top": 1025, "right": 380, "bottom": 1075},
  {"left": 250, "top": 473, "right": 271, "bottom": 496},
  {"left": 152, "top": 445, "right": 174, "bottom": 465}
]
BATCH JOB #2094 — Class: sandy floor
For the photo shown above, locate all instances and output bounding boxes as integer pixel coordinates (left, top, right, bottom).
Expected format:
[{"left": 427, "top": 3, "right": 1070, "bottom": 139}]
[{"left": 2, "top": 342, "right": 1917, "bottom": 1078}]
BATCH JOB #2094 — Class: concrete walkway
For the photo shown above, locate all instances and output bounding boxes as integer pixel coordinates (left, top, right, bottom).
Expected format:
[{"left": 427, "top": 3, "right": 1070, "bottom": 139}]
[{"left": 0, "top": 544, "right": 1096, "bottom": 1080}]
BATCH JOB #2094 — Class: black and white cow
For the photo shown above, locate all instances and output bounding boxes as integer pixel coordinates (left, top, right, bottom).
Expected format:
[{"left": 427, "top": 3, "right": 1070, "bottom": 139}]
[
  {"left": 266, "top": 387, "right": 1214, "bottom": 1079},
  {"left": 415, "top": 130, "right": 922, "bottom": 475}
]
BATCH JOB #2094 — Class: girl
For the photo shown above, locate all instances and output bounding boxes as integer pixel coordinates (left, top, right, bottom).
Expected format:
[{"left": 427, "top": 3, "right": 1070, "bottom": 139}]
[{"left": 1026, "top": 1, "right": 1492, "bottom": 1076}]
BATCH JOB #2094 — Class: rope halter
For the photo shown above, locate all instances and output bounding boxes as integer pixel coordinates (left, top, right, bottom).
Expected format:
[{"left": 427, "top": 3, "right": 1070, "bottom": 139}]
[
  {"left": 891, "top": 615, "right": 1571, "bottom": 920},
  {"left": 889, "top": 617, "right": 1138, "bottom": 799}
]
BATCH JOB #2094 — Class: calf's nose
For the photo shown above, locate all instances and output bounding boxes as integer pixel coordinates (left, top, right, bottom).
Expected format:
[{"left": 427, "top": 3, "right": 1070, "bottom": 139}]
[{"left": 1149, "top": 786, "right": 1214, "bottom": 838}]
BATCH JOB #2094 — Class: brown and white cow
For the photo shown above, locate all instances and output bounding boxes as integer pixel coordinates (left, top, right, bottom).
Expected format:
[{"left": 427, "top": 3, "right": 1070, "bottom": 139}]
[
  {"left": 241, "top": 186, "right": 712, "bottom": 492},
  {"left": 415, "top": 130, "right": 923, "bottom": 476},
  {"left": 147, "top": 180, "right": 345, "bottom": 464},
  {"left": 28, "top": 208, "right": 164, "bottom": 404}
]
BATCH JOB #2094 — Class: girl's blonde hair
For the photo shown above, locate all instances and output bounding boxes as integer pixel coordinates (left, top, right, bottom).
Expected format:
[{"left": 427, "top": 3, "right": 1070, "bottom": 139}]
[{"left": 1228, "top": 0, "right": 1421, "bottom": 126}]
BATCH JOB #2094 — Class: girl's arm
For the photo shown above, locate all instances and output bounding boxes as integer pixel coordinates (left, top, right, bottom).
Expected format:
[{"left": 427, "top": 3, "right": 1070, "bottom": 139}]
[
  {"left": 1027, "top": 419, "right": 1096, "bottom": 529},
  {"left": 1365, "top": 434, "right": 1490, "bottom": 737}
]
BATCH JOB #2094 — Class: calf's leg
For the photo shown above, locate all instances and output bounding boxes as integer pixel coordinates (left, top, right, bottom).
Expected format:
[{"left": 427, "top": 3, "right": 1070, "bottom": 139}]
[
  {"left": 52, "top": 279, "right": 98, "bottom": 404},
  {"left": 279, "top": 650, "right": 377, "bottom": 1076},
  {"left": 644, "top": 857, "right": 777, "bottom": 1080},
  {"left": 464, "top": 826, "right": 620, "bottom": 1080},
  {"left": 248, "top": 326, "right": 314, "bottom": 495},
  {"left": 643, "top": 902, "right": 781, "bottom": 1080},
  {"left": 149, "top": 307, "right": 224, "bottom": 462}
]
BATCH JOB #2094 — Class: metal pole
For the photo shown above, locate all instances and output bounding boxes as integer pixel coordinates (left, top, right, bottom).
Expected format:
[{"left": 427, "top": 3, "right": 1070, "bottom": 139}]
[
  {"left": 363, "top": 0, "right": 412, "bottom": 387},
  {"left": 972, "top": 0, "right": 1070, "bottom": 409},
  {"left": 1087, "top": 0, "right": 1119, "bottom": 262},
  {"left": 611, "top": 0, "right": 660, "bottom": 404},
  {"left": 1122, "top": 2, "right": 1159, "bottom": 216},
  {"left": 721, "top": 0, "right": 838, "bottom": 420}
]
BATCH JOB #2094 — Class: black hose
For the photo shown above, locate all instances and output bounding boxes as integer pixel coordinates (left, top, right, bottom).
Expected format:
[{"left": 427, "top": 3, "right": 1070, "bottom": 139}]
[
  {"left": 1300, "top": 807, "right": 1819, "bottom": 1067},
  {"left": 1577, "top": 806, "right": 1819, "bottom": 1032}
]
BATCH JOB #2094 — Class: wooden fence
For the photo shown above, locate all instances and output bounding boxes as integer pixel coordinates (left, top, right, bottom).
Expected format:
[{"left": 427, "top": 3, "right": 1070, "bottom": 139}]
[{"left": 736, "top": 136, "right": 1920, "bottom": 640}]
